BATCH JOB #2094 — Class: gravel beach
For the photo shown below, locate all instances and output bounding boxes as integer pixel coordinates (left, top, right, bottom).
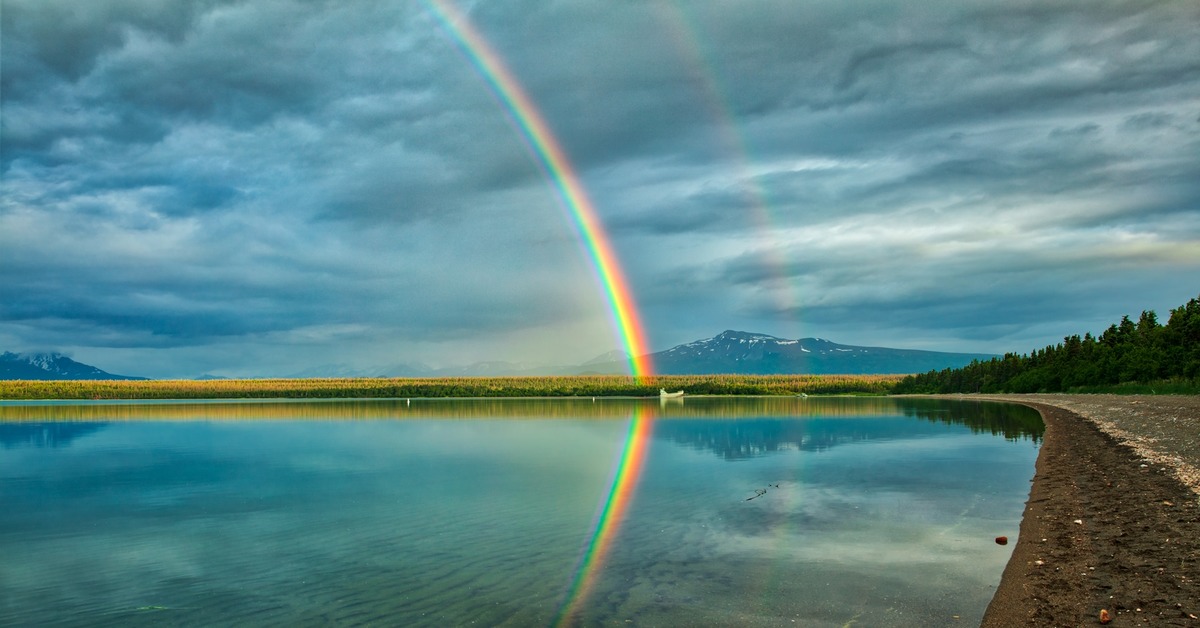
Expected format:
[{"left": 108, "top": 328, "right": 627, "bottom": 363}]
[{"left": 969, "top": 395, "right": 1200, "bottom": 626}]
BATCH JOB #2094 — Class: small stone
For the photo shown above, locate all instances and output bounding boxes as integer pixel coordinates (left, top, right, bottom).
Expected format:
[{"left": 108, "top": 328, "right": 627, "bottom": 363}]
[
  {"left": 995, "top": 536, "right": 1008, "bottom": 545},
  {"left": 1099, "top": 609, "right": 1113, "bottom": 624},
  {"left": 1074, "top": 519, "right": 1084, "bottom": 525}
]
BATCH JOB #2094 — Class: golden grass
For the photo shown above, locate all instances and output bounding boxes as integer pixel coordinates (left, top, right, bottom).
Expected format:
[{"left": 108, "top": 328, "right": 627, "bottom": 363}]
[{"left": 0, "top": 374, "right": 904, "bottom": 400}]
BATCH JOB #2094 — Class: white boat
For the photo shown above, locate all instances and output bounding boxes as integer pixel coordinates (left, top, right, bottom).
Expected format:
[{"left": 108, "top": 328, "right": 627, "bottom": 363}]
[{"left": 659, "top": 388, "right": 684, "bottom": 399}]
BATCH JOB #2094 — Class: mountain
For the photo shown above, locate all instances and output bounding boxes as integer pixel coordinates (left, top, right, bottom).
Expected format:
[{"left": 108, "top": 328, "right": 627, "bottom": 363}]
[
  {"left": 0, "top": 352, "right": 147, "bottom": 380},
  {"left": 3, "top": 332, "right": 994, "bottom": 380},
  {"left": 254, "top": 332, "right": 997, "bottom": 377},
  {"left": 581, "top": 331, "right": 996, "bottom": 375},
  {"left": 581, "top": 350, "right": 630, "bottom": 366}
]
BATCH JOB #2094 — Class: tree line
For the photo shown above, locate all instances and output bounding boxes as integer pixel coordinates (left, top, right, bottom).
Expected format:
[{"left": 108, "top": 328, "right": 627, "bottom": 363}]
[{"left": 893, "top": 294, "right": 1200, "bottom": 394}]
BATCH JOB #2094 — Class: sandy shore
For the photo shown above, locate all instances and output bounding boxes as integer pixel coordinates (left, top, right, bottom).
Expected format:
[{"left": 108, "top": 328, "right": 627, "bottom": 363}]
[{"left": 965, "top": 395, "right": 1200, "bottom": 626}]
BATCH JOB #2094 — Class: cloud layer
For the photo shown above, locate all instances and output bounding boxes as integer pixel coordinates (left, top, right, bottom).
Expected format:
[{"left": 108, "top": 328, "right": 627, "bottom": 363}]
[{"left": 3, "top": 0, "right": 1198, "bottom": 377}]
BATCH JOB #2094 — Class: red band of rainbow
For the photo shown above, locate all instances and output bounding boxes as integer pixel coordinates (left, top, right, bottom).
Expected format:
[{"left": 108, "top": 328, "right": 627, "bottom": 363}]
[{"left": 426, "top": 0, "right": 654, "bottom": 381}]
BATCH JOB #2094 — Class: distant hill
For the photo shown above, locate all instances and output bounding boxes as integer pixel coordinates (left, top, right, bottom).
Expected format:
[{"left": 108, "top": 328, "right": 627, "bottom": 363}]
[
  {"left": 0, "top": 352, "right": 146, "bottom": 380},
  {"left": 4, "top": 331, "right": 994, "bottom": 380},
  {"left": 582, "top": 330, "right": 995, "bottom": 375}
]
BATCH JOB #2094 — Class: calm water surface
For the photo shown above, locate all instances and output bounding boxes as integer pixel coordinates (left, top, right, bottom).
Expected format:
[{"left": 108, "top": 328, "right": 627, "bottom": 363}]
[{"left": 0, "top": 397, "right": 1041, "bottom": 627}]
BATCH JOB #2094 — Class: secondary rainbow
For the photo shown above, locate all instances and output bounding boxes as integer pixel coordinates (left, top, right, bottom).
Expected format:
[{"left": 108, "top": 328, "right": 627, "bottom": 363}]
[
  {"left": 654, "top": 3, "right": 806, "bottom": 338},
  {"left": 425, "top": 0, "right": 654, "bottom": 380},
  {"left": 554, "top": 406, "right": 655, "bottom": 625}
]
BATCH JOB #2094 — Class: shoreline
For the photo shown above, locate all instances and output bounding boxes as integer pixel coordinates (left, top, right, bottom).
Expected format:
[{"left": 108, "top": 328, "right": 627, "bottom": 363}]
[
  {"left": 2, "top": 389, "right": 1195, "bottom": 622},
  {"left": 971, "top": 395, "right": 1199, "bottom": 626}
]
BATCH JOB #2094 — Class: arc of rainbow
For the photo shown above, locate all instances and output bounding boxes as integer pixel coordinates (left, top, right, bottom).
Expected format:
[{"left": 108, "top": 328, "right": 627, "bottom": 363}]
[
  {"left": 654, "top": 3, "right": 805, "bottom": 339},
  {"left": 554, "top": 405, "right": 655, "bottom": 626},
  {"left": 424, "top": 0, "right": 654, "bottom": 381}
]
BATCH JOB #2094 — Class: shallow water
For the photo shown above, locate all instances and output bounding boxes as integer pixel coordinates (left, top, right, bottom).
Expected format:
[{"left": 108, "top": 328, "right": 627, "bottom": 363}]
[{"left": 0, "top": 397, "right": 1040, "bottom": 626}]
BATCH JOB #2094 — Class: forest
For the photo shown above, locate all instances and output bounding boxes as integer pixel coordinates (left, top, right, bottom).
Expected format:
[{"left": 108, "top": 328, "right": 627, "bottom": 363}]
[{"left": 893, "top": 294, "right": 1200, "bottom": 394}]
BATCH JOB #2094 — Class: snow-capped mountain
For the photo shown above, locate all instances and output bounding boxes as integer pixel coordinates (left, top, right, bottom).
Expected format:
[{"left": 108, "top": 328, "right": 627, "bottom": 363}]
[
  {"left": 3, "top": 332, "right": 995, "bottom": 380},
  {"left": 0, "top": 352, "right": 146, "bottom": 380},
  {"left": 584, "top": 330, "right": 995, "bottom": 375}
]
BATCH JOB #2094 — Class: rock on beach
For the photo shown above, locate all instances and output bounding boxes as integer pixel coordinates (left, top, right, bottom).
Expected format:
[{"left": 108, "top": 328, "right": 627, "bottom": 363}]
[{"left": 968, "top": 394, "right": 1200, "bottom": 627}]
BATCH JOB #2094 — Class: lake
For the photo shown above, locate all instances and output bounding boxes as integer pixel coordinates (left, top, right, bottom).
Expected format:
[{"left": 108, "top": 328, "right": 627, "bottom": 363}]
[{"left": 0, "top": 397, "right": 1041, "bottom": 626}]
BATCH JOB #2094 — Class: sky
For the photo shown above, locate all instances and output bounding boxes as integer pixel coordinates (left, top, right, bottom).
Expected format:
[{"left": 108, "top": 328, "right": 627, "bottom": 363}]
[{"left": 2, "top": 0, "right": 1198, "bottom": 378}]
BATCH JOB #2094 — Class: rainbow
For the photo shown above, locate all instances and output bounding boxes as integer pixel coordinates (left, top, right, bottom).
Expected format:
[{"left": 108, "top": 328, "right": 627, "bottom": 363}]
[
  {"left": 425, "top": 0, "right": 654, "bottom": 381},
  {"left": 554, "top": 405, "right": 655, "bottom": 625},
  {"left": 653, "top": 4, "right": 805, "bottom": 338}
]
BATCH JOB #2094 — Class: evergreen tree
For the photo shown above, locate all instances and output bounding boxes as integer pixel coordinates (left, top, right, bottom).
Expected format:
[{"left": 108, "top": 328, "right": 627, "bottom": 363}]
[{"left": 892, "top": 294, "right": 1200, "bottom": 394}]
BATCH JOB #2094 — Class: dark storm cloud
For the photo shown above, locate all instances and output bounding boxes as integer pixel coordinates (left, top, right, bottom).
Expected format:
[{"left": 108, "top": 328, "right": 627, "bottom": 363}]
[
  {"left": 1, "top": 0, "right": 224, "bottom": 86},
  {"left": 2, "top": 0, "right": 1198, "bottom": 376}
]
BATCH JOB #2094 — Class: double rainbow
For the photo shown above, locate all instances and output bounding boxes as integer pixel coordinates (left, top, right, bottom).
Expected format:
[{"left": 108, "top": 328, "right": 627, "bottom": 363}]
[{"left": 425, "top": 0, "right": 654, "bottom": 381}]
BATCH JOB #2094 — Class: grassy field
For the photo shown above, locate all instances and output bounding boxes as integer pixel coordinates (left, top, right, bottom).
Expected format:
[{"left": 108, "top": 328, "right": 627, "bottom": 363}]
[{"left": 0, "top": 374, "right": 904, "bottom": 400}]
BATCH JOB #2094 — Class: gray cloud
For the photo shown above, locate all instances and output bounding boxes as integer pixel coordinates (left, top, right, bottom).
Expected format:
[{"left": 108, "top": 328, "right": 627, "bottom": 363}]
[{"left": 2, "top": 0, "right": 1198, "bottom": 377}]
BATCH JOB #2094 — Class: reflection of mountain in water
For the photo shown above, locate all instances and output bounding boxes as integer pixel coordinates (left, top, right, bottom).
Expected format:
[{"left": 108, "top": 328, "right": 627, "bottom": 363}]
[
  {"left": 0, "top": 423, "right": 108, "bottom": 448},
  {"left": 654, "top": 418, "right": 959, "bottom": 461},
  {"left": 654, "top": 419, "right": 875, "bottom": 460},
  {"left": 654, "top": 400, "right": 1042, "bottom": 461}
]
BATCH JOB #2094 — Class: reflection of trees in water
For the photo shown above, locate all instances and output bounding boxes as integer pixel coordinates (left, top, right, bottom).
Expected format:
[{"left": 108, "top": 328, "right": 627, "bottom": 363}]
[
  {"left": 0, "top": 397, "right": 882, "bottom": 422},
  {"left": 896, "top": 398, "right": 1044, "bottom": 443},
  {"left": 655, "top": 399, "right": 1043, "bottom": 461},
  {"left": 0, "top": 423, "right": 108, "bottom": 448},
  {"left": 0, "top": 397, "right": 1044, "bottom": 426},
  {"left": 0, "top": 398, "right": 1042, "bottom": 458}
]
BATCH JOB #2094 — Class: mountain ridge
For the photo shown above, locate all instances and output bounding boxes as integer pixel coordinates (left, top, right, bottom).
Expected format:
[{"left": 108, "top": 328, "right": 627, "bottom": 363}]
[
  {"left": 2, "top": 331, "right": 995, "bottom": 380},
  {"left": 583, "top": 330, "right": 995, "bottom": 375},
  {"left": 0, "top": 352, "right": 147, "bottom": 380},
  {"left": 246, "top": 331, "right": 995, "bottom": 377}
]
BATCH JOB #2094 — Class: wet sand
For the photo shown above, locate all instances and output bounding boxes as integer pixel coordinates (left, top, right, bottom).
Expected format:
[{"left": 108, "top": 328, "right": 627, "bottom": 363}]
[{"left": 966, "top": 395, "right": 1200, "bottom": 626}]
